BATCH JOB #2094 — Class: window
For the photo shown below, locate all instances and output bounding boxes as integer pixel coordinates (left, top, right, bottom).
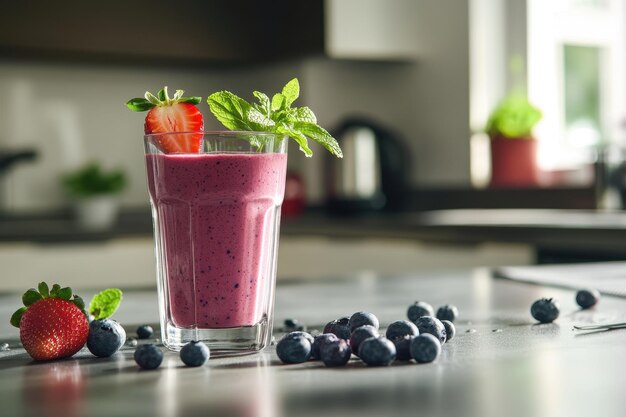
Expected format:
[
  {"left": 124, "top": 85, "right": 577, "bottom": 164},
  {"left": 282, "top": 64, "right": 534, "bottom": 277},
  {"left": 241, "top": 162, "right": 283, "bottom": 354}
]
[{"left": 528, "top": 0, "right": 626, "bottom": 169}]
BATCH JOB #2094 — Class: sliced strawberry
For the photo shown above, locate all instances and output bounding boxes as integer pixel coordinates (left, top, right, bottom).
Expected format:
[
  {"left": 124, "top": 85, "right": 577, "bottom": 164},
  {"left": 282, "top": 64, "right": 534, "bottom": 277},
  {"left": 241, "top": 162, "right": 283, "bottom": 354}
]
[{"left": 126, "top": 87, "right": 204, "bottom": 154}]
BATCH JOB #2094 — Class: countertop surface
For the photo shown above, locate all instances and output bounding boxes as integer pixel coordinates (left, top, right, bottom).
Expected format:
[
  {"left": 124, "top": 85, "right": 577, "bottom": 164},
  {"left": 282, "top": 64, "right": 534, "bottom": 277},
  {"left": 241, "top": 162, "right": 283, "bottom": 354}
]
[
  {"left": 6, "top": 208, "right": 626, "bottom": 254},
  {"left": 0, "top": 269, "right": 625, "bottom": 417}
]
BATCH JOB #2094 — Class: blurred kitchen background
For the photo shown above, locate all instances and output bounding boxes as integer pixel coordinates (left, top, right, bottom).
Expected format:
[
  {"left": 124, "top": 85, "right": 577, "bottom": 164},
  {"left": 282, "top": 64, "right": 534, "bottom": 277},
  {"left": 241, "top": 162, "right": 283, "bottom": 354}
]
[{"left": 2, "top": 0, "right": 626, "bottom": 290}]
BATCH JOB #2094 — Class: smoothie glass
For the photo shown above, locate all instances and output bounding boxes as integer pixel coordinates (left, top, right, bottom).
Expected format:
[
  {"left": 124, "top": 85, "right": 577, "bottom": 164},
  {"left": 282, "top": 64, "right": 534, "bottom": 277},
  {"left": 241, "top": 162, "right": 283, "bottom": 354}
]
[{"left": 144, "top": 132, "right": 288, "bottom": 355}]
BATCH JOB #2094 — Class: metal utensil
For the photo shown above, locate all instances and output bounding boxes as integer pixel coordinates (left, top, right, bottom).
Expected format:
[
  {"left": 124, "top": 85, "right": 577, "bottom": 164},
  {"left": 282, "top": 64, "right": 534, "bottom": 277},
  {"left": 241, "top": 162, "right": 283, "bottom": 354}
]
[{"left": 573, "top": 322, "right": 626, "bottom": 331}]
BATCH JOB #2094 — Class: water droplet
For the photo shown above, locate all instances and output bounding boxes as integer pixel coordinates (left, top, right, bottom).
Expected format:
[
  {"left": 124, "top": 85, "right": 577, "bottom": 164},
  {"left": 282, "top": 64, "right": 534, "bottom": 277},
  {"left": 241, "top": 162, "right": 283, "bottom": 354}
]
[
  {"left": 125, "top": 337, "right": 138, "bottom": 347},
  {"left": 492, "top": 329, "right": 503, "bottom": 333},
  {"left": 466, "top": 329, "right": 477, "bottom": 333},
  {"left": 0, "top": 342, "right": 10, "bottom": 351}
]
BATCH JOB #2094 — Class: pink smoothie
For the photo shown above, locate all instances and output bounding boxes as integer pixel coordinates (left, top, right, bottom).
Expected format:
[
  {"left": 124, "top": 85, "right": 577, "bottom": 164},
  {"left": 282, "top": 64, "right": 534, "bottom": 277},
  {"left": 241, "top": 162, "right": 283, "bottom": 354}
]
[{"left": 146, "top": 152, "right": 287, "bottom": 328}]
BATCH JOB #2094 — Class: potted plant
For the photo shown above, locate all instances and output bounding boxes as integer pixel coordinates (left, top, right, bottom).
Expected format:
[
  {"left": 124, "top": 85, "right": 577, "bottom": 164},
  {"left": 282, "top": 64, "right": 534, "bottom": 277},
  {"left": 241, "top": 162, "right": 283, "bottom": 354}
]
[
  {"left": 62, "top": 163, "right": 127, "bottom": 230},
  {"left": 486, "top": 93, "right": 542, "bottom": 187}
]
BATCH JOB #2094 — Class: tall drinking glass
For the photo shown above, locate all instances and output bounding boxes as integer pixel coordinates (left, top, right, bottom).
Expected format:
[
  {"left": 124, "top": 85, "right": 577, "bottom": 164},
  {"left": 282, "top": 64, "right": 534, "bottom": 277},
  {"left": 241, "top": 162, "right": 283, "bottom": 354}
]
[{"left": 144, "top": 132, "right": 287, "bottom": 355}]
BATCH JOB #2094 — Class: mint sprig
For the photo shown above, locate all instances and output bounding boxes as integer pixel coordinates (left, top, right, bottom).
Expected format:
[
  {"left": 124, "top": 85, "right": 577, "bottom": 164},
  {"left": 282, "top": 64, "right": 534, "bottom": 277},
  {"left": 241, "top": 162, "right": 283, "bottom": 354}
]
[{"left": 207, "top": 78, "right": 343, "bottom": 158}]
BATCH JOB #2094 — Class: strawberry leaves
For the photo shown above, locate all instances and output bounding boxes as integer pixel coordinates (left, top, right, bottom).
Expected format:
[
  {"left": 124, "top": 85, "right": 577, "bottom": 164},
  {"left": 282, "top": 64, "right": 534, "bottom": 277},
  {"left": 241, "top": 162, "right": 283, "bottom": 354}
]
[
  {"left": 126, "top": 87, "right": 202, "bottom": 112},
  {"left": 207, "top": 78, "right": 343, "bottom": 158},
  {"left": 10, "top": 282, "right": 123, "bottom": 328}
]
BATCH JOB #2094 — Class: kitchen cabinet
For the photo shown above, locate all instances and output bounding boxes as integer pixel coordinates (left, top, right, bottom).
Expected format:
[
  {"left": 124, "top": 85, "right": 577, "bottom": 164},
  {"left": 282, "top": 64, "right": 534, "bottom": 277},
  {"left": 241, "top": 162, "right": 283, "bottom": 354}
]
[
  {"left": 0, "top": 0, "right": 420, "bottom": 65},
  {"left": 0, "top": 236, "right": 532, "bottom": 291},
  {"left": 0, "top": 1, "right": 324, "bottom": 65},
  {"left": 324, "top": 0, "right": 419, "bottom": 61}
]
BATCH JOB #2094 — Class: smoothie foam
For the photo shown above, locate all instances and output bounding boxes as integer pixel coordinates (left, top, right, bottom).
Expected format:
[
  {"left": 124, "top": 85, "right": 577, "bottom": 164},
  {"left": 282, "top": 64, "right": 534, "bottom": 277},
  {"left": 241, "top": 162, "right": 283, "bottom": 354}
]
[{"left": 146, "top": 152, "right": 287, "bottom": 328}]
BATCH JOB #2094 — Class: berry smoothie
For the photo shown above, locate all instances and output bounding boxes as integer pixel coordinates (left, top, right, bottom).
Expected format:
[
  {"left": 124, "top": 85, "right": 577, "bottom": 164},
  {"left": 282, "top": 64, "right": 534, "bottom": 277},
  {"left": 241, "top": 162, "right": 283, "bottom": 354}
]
[{"left": 146, "top": 152, "right": 287, "bottom": 329}]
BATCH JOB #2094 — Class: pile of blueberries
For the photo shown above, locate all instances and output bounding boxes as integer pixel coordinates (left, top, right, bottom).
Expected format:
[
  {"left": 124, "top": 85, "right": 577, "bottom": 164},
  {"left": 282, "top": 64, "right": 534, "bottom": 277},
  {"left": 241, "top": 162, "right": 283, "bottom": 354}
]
[
  {"left": 276, "top": 302, "right": 458, "bottom": 367},
  {"left": 87, "top": 320, "right": 209, "bottom": 370}
]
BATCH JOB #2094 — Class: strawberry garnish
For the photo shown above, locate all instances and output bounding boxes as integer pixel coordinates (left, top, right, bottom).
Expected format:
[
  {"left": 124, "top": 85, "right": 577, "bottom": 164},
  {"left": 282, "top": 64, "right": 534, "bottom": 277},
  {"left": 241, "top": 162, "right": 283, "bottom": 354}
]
[
  {"left": 126, "top": 87, "right": 204, "bottom": 154},
  {"left": 10, "top": 282, "right": 88, "bottom": 361}
]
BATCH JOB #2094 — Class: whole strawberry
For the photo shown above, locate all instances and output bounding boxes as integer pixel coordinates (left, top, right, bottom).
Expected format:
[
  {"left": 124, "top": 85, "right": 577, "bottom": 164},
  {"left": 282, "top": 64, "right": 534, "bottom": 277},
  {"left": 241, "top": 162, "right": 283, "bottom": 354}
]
[{"left": 10, "top": 282, "right": 88, "bottom": 361}]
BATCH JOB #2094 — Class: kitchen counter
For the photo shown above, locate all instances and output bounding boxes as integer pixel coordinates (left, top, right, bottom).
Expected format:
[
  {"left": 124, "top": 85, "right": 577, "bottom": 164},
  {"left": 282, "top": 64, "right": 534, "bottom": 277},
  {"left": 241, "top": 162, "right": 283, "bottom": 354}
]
[{"left": 0, "top": 269, "right": 624, "bottom": 417}]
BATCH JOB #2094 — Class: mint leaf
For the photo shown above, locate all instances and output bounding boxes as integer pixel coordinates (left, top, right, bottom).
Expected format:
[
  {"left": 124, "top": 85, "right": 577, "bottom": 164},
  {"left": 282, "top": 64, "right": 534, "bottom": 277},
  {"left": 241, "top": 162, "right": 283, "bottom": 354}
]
[
  {"left": 253, "top": 91, "right": 271, "bottom": 117},
  {"left": 294, "top": 122, "right": 343, "bottom": 158},
  {"left": 207, "top": 91, "right": 255, "bottom": 131},
  {"left": 271, "top": 93, "right": 285, "bottom": 112},
  {"left": 89, "top": 288, "right": 123, "bottom": 320},
  {"left": 22, "top": 289, "right": 42, "bottom": 306},
  {"left": 276, "top": 124, "right": 312, "bottom": 157},
  {"left": 288, "top": 107, "right": 317, "bottom": 124},
  {"left": 10, "top": 307, "right": 27, "bottom": 328},
  {"left": 281, "top": 78, "right": 299, "bottom": 107}
]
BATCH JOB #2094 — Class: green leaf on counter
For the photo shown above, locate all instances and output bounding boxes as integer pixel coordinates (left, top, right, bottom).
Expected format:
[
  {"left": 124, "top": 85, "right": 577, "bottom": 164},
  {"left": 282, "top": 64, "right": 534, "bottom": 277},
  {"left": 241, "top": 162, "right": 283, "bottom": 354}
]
[{"left": 89, "top": 288, "right": 123, "bottom": 320}]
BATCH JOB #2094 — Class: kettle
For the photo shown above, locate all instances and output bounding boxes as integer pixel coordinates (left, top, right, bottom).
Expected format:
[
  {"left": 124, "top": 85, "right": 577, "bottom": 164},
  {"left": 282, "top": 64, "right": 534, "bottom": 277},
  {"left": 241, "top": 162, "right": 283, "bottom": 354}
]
[{"left": 325, "top": 118, "right": 409, "bottom": 214}]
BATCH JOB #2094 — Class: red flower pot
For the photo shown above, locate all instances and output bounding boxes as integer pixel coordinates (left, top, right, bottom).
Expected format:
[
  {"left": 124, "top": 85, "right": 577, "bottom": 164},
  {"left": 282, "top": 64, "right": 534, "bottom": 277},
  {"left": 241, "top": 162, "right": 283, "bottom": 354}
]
[{"left": 489, "top": 135, "right": 539, "bottom": 187}]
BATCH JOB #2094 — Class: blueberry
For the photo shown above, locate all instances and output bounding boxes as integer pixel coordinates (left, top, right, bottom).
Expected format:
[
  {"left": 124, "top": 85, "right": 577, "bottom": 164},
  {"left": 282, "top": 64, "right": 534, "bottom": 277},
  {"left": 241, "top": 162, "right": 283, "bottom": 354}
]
[
  {"left": 323, "top": 320, "right": 351, "bottom": 340},
  {"left": 358, "top": 336, "right": 396, "bottom": 366},
  {"left": 414, "top": 316, "right": 446, "bottom": 344},
  {"left": 286, "top": 331, "right": 314, "bottom": 344},
  {"left": 349, "top": 325, "right": 379, "bottom": 356},
  {"left": 283, "top": 318, "right": 305, "bottom": 331},
  {"left": 393, "top": 335, "right": 415, "bottom": 361},
  {"left": 385, "top": 320, "right": 418, "bottom": 341},
  {"left": 180, "top": 341, "right": 210, "bottom": 367},
  {"left": 311, "top": 333, "right": 339, "bottom": 360},
  {"left": 576, "top": 289, "right": 600, "bottom": 309},
  {"left": 530, "top": 298, "right": 560, "bottom": 323},
  {"left": 441, "top": 320, "right": 455, "bottom": 342},
  {"left": 134, "top": 344, "right": 163, "bottom": 370},
  {"left": 348, "top": 312, "right": 379, "bottom": 332},
  {"left": 436, "top": 305, "right": 459, "bottom": 322},
  {"left": 320, "top": 339, "right": 352, "bottom": 367},
  {"left": 410, "top": 333, "right": 441, "bottom": 363},
  {"left": 87, "top": 319, "right": 126, "bottom": 358},
  {"left": 407, "top": 301, "right": 434, "bottom": 322},
  {"left": 276, "top": 332, "right": 312, "bottom": 364},
  {"left": 136, "top": 325, "right": 154, "bottom": 339}
]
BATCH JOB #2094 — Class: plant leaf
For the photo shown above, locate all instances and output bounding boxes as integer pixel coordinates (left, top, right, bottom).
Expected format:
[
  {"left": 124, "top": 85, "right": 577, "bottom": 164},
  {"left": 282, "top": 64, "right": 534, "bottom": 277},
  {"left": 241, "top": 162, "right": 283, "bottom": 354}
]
[
  {"left": 276, "top": 124, "right": 312, "bottom": 157},
  {"left": 207, "top": 91, "right": 255, "bottom": 131},
  {"left": 271, "top": 93, "right": 285, "bottom": 112},
  {"left": 22, "top": 289, "right": 42, "bottom": 306},
  {"left": 50, "top": 284, "right": 61, "bottom": 297},
  {"left": 145, "top": 92, "right": 161, "bottom": 105},
  {"left": 281, "top": 78, "right": 300, "bottom": 107},
  {"left": 253, "top": 91, "right": 271, "bottom": 116},
  {"left": 157, "top": 88, "right": 166, "bottom": 101},
  {"left": 125, "top": 98, "right": 155, "bottom": 112},
  {"left": 72, "top": 295, "right": 85, "bottom": 311},
  {"left": 294, "top": 122, "right": 343, "bottom": 158},
  {"left": 10, "top": 307, "right": 27, "bottom": 328},
  {"left": 38, "top": 282, "right": 49, "bottom": 297},
  {"left": 88, "top": 288, "right": 123, "bottom": 320},
  {"left": 178, "top": 96, "right": 202, "bottom": 105},
  {"left": 288, "top": 107, "right": 317, "bottom": 124},
  {"left": 57, "top": 287, "right": 72, "bottom": 301}
]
